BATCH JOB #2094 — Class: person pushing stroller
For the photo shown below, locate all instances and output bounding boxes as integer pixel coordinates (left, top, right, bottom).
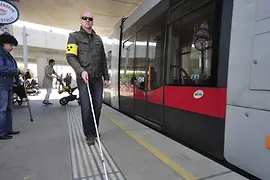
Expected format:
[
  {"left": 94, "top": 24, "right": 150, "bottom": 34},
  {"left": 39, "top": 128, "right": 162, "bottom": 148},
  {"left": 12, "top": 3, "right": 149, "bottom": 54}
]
[{"left": 42, "top": 59, "right": 61, "bottom": 105}]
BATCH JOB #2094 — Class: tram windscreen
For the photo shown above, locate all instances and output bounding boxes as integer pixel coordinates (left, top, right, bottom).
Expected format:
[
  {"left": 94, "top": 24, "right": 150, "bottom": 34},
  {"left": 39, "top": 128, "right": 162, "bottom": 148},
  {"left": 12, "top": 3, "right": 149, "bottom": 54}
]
[{"left": 166, "top": 2, "right": 215, "bottom": 86}]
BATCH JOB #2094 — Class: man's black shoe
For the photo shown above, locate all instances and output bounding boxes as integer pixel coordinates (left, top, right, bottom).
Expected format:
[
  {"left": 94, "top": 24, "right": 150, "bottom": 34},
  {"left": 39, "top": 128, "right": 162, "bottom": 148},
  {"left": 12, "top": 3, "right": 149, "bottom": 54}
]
[
  {"left": 7, "top": 131, "right": 20, "bottom": 135},
  {"left": 0, "top": 135, "right": 12, "bottom": 140},
  {"left": 86, "top": 135, "right": 95, "bottom": 146}
]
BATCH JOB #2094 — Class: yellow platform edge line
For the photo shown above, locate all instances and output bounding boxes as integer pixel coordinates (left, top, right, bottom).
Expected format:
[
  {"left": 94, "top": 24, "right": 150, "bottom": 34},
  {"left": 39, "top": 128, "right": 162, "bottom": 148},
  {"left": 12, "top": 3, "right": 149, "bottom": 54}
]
[{"left": 102, "top": 112, "right": 197, "bottom": 180}]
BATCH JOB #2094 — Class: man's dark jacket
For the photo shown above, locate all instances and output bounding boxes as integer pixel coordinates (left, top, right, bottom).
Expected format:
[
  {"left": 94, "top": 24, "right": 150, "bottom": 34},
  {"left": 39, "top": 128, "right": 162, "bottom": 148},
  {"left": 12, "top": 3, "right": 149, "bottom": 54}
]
[{"left": 66, "top": 27, "right": 109, "bottom": 81}]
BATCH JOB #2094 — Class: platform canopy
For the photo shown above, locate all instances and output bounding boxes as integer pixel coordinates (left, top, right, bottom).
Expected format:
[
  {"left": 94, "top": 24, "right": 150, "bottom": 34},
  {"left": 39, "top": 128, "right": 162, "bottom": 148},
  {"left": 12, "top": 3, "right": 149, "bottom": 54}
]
[{"left": 14, "top": 0, "right": 143, "bottom": 37}]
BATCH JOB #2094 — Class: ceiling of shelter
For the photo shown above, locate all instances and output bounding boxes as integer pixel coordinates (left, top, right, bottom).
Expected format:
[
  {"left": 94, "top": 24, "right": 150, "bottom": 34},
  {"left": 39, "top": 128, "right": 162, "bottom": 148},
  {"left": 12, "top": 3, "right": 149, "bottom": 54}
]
[{"left": 15, "top": 0, "right": 143, "bottom": 37}]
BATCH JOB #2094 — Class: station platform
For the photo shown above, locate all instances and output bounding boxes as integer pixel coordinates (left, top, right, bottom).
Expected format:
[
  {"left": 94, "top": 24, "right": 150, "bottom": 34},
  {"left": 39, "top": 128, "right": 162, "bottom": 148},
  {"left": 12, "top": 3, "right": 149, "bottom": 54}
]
[{"left": 0, "top": 90, "right": 248, "bottom": 180}]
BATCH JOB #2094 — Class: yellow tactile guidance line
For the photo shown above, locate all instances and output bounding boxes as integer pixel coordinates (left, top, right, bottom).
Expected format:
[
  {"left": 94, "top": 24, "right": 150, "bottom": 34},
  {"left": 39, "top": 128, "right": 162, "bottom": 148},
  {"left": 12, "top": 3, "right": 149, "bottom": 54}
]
[{"left": 102, "top": 112, "right": 196, "bottom": 180}]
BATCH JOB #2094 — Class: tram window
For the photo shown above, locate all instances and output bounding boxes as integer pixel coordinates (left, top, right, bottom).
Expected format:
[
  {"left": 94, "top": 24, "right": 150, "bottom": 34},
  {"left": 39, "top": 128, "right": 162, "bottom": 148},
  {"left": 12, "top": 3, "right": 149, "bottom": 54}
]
[
  {"left": 107, "top": 50, "right": 112, "bottom": 80},
  {"left": 166, "top": 3, "right": 214, "bottom": 86},
  {"left": 135, "top": 29, "right": 148, "bottom": 90},
  {"left": 191, "top": 0, "right": 212, "bottom": 10},
  {"left": 120, "top": 37, "right": 135, "bottom": 85},
  {"left": 171, "top": 0, "right": 212, "bottom": 20},
  {"left": 171, "top": 0, "right": 190, "bottom": 21},
  {"left": 170, "top": 0, "right": 185, "bottom": 8},
  {"left": 146, "top": 15, "right": 166, "bottom": 91}
]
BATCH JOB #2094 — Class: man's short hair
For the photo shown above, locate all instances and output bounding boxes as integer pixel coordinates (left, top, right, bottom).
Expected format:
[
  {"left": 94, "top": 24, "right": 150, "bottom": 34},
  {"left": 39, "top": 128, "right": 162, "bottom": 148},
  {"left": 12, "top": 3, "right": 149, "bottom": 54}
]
[{"left": 49, "top": 59, "right": 55, "bottom": 64}]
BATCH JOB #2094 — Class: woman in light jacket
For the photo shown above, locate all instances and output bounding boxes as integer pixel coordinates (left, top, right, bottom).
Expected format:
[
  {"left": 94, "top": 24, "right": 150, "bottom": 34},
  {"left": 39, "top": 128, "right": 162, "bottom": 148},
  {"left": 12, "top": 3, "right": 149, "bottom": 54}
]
[
  {"left": 42, "top": 59, "right": 60, "bottom": 105},
  {"left": 0, "top": 33, "right": 20, "bottom": 140}
]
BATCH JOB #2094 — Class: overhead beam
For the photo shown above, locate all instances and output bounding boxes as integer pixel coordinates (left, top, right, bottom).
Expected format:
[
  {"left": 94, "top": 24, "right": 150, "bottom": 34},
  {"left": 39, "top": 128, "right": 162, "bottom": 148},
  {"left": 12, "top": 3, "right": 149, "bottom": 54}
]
[
  {"left": 92, "top": 13, "right": 122, "bottom": 18},
  {"left": 110, "top": 0, "right": 141, "bottom": 5}
]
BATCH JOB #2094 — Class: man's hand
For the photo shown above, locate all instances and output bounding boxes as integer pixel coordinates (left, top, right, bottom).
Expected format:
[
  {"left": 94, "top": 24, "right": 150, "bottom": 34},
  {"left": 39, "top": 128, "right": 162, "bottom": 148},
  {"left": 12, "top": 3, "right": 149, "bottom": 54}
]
[
  {"left": 104, "top": 80, "right": 109, "bottom": 88},
  {"left": 81, "top": 71, "right": 88, "bottom": 84}
]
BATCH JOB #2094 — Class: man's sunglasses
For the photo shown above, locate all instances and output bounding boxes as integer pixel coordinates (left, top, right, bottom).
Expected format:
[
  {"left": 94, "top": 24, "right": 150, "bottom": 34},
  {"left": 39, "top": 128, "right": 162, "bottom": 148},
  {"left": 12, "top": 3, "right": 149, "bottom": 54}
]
[{"left": 81, "top": 16, "right": 93, "bottom": 21}]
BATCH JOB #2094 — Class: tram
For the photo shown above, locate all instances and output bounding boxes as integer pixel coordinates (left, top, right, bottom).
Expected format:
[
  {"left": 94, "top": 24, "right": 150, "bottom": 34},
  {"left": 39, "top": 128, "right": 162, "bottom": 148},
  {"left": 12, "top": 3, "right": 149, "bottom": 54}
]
[{"left": 103, "top": 0, "right": 270, "bottom": 179}]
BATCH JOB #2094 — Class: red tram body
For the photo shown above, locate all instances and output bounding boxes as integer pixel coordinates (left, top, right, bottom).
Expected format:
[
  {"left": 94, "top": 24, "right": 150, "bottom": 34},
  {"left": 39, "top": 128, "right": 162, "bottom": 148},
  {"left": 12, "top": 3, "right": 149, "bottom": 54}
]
[{"left": 104, "top": 0, "right": 233, "bottom": 159}]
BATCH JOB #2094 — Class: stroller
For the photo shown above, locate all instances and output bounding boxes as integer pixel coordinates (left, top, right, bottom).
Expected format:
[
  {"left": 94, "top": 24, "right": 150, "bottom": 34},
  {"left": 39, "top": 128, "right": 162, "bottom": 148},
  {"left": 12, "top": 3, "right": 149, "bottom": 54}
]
[
  {"left": 57, "top": 78, "right": 80, "bottom": 106},
  {"left": 24, "top": 79, "right": 41, "bottom": 96},
  {"left": 13, "top": 83, "right": 27, "bottom": 106}
]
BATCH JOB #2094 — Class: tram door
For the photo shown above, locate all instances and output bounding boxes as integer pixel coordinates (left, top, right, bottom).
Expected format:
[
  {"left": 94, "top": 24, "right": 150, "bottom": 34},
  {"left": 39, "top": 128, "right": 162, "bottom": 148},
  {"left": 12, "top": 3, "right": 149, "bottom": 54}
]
[
  {"left": 134, "top": 30, "right": 147, "bottom": 118},
  {"left": 134, "top": 15, "right": 166, "bottom": 126}
]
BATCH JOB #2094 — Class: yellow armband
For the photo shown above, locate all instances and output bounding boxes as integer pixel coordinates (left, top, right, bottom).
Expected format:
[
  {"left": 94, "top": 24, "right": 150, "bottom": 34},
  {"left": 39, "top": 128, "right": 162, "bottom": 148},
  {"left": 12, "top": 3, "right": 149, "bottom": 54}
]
[{"left": 66, "top": 44, "right": 78, "bottom": 56}]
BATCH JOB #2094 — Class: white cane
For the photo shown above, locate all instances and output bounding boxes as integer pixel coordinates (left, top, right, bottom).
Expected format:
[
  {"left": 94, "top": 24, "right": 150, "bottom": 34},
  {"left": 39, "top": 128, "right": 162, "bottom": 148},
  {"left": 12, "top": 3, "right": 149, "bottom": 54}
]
[{"left": 86, "top": 83, "right": 109, "bottom": 180}]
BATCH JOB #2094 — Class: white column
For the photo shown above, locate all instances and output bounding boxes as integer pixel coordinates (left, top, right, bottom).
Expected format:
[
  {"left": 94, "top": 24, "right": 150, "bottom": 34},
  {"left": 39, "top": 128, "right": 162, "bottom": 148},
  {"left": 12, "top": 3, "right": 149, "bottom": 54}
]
[
  {"left": 22, "top": 26, "right": 28, "bottom": 71},
  {"left": 36, "top": 57, "right": 48, "bottom": 88}
]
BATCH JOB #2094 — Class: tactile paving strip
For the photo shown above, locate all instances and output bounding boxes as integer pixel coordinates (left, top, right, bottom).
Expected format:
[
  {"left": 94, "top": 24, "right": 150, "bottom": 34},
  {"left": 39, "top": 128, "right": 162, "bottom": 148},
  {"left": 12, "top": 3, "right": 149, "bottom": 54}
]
[{"left": 67, "top": 106, "right": 126, "bottom": 180}]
